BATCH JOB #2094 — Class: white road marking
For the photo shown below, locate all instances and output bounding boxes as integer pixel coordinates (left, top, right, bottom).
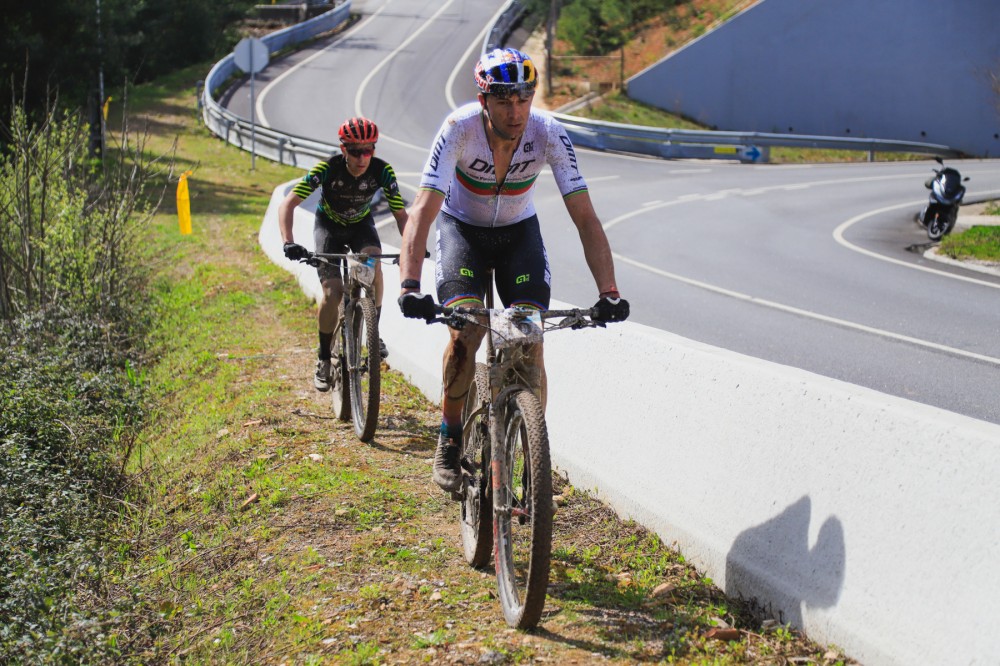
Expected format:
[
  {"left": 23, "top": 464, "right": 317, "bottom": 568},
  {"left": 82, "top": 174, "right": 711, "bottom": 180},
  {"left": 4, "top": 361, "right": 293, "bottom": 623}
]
[
  {"left": 832, "top": 192, "right": 1000, "bottom": 290},
  {"left": 603, "top": 171, "right": 930, "bottom": 232},
  {"left": 354, "top": 0, "right": 461, "bottom": 152},
  {"left": 613, "top": 252, "right": 1000, "bottom": 367},
  {"left": 256, "top": 3, "right": 391, "bottom": 126}
]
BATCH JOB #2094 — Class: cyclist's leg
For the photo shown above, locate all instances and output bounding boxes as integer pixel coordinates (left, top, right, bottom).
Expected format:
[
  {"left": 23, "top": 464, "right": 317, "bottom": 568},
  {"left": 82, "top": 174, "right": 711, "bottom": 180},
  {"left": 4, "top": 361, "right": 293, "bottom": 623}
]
[
  {"left": 433, "top": 214, "right": 489, "bottom": 491},
  {"left": 436, "top": 214, "right": 491, "bottom": 425},
  {"left": 495, "top": 215, "right": 551, "bottom": 409},
  {"left": 317, "top": 277, "right": 345, "bottom": 335},
  {"left": 314, "top": 219, "right": 349, "bottom": 389}
]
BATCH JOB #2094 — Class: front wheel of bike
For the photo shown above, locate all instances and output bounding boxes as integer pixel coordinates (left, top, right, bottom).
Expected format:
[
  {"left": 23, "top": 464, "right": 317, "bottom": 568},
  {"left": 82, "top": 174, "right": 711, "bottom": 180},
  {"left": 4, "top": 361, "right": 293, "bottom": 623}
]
[
  {"left": 460, "top": 363, "right": 493, "bottom": 568},
  {"left": 345, "top": 297, "right": 381, "bottom": 442},
  {"left": 494, "top": 387, "right": 552, "bottom": 629}
]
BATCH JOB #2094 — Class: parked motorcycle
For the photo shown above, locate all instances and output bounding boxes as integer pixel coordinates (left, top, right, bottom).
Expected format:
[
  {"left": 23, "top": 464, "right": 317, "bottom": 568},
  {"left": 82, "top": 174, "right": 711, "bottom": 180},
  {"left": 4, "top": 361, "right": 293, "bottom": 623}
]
[{"left": 918, "top": 157, "right": 968, "bottom": 241}]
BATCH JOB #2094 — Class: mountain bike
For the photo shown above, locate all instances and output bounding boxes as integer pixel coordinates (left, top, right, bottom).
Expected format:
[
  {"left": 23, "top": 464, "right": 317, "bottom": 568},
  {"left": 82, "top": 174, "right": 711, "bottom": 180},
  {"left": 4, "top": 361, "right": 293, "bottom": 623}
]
[
  {"left": 303, "top": 250, "right": 397, "bottom": 442},
  {"left": 430, "top": 281, "right": 607, "bottom": 629}
]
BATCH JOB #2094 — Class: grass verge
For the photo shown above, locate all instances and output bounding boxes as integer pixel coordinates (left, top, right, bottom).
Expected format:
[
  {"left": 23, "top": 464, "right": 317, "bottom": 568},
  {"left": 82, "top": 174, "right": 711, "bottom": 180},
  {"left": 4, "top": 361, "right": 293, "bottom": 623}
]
[
  {"left": 112, "top": 62, "right": 857, "bottom": 664},
  {"left": 939, "top": 225, "right": 1000, "bottom": 262}
]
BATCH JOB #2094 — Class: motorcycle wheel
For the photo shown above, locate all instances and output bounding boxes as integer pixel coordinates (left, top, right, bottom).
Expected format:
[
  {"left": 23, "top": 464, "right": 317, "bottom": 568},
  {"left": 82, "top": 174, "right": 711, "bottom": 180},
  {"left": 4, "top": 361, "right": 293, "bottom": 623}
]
[
  {"left": 926, "top": 212, "right": 946, "bottom": 242},
  {"left": 942, "top": 209, "right": 958, "bottom": 237}
]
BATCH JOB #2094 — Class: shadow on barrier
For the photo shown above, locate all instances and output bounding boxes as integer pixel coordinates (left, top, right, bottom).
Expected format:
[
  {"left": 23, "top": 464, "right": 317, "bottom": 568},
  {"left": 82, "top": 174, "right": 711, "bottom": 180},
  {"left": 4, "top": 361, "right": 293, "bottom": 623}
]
[{"left": 724, "top": 495, "right": 845, "bottom": 627}]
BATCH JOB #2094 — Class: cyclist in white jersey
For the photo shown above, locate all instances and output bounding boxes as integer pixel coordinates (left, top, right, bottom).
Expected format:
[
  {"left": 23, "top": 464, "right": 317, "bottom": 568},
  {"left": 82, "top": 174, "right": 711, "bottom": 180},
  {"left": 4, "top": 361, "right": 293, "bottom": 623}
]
[{"left": 397, "top": 48, "right": 629, "bottom": 493}]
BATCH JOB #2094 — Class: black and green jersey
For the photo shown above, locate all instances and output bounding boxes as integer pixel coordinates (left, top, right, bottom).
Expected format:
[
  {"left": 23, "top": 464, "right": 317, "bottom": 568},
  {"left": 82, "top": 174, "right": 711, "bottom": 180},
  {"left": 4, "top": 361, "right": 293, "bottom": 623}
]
[{"left": 292, "top": 154, "right": 405, "bottom": 225}]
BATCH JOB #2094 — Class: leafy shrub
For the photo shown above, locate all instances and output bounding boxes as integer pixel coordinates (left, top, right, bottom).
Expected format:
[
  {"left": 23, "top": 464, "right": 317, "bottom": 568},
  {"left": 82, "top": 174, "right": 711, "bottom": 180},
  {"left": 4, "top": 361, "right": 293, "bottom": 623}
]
[
  {"left": 0, "top": 95, "right": 163, "bottom": 663},
  {"left": 556, "top": 0, "right": 669, "bottom": 55},
  {"left": 0, "top": 308, "right": 149, "bottom": 664},
  {"left": 0, "top": 99, "right": 163, "bottom": 327}
]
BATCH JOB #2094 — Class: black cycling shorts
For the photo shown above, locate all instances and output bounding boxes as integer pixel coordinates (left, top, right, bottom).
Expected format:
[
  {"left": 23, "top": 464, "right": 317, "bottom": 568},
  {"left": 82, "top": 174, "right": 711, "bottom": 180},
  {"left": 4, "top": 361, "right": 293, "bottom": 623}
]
[
  {"left": 435, "top": 212, "right": 550, "bottom": 310},
  {"left": 313, "top": 213, "right": 381, "bottom": 281}
]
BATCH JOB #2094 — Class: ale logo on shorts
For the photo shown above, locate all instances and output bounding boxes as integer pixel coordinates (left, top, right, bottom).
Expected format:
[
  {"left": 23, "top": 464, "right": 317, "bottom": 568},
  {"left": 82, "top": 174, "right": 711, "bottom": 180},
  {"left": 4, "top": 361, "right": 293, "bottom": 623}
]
[
  {"left": 460, "top": 267, "right": 474, "bottom": 277},
  {"left": 515, "top": 273, "right": 529, "bottom": 284}
]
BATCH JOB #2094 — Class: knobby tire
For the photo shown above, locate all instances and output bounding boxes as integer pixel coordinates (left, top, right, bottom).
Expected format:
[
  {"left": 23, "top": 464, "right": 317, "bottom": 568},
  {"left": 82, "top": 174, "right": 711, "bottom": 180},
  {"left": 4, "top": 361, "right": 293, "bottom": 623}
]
[
  {"left": 460, "top": 363, "right": 493, "bottom": 567},
  {"left": 346, "top": 297, "right": 380, "bottom": 442},
  {"left": 494, "top": 388, "right": 552, "bottom": 629}
]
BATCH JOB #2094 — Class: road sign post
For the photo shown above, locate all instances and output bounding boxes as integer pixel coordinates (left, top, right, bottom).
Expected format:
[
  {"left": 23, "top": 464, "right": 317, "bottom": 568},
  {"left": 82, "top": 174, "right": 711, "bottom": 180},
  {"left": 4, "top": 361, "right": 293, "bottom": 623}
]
[{"left": 233, "top": 37, "right": 270, "bottom": 170}]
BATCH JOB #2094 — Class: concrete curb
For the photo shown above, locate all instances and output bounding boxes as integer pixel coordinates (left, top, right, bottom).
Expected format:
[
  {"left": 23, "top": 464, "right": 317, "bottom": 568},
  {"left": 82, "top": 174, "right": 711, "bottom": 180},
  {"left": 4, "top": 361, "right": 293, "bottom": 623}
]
[
  {"left": 922, "top": 209, "right": 1000, "bottom": 277},
  {"left": 260, "top": 182, "right": 1000, "bottom": 666}
]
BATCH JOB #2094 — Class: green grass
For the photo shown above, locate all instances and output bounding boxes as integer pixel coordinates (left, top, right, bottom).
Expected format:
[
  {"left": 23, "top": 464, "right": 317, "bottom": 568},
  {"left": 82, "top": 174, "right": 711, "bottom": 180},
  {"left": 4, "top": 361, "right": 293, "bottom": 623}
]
[{"left": 939, "top": 225, "right": 1000, "bottom": 262}]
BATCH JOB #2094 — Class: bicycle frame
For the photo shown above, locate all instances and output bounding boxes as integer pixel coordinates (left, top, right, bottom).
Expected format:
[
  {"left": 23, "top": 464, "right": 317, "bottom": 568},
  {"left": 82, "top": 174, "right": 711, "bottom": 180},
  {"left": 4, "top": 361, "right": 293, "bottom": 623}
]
[
  {"left": 305, "top": 250, "right": 400, "bottom": 441},
  {"left": 433, "top": 272, "right": 602, "bottom": 627},
  {"left": 310, "top": 251, "right": 389, "bottom": 300}
]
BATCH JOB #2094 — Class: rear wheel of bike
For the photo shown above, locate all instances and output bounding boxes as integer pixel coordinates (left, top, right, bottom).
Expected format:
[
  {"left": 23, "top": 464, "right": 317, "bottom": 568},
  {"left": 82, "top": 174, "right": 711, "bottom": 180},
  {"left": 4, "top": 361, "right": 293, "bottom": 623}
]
[
  {"left": 330, "top": 315, "right": 351, "bottom": 421},
  {"left": 494, "top": 387, "right": 552, "bottom": 629},
  {"left": 460, "top": 363, "right": 493, "bottom": 568},
  {"left": 346, "top": 297, "right": 380, "bottom": 442}
]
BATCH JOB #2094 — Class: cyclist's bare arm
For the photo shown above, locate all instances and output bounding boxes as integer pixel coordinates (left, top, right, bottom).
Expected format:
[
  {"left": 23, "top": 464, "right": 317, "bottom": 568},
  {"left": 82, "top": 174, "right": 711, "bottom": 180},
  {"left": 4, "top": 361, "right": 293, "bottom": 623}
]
[
  {"left": 278, "top": 190, "right": 305, "bottom": 244},
  {"left": 391, "top": 206, "right": 409, "bottom": 237},
  {"left": 564, "top": 191, "right": 619, "bottom": 296},
  {"left": 399, "top": 189, "right": 445, "bottom": 291}
]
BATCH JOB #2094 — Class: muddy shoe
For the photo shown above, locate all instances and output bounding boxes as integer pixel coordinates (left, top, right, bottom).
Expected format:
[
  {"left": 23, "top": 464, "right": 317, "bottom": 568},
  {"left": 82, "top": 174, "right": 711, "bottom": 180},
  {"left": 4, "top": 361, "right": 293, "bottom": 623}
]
[
  {"left": 314, "top": 359, "right": 331, "bottom": 392},
  {"left": 379, "top": 337, "right": 388, "bottom": 360},
  {"left": 432, "top": 432, "right": 462, "bottom": 493}
]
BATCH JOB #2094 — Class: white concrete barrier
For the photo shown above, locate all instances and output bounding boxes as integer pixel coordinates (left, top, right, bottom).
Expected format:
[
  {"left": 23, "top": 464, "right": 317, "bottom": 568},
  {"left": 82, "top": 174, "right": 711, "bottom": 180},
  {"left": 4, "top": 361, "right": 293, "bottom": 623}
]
[{"left": 261, "top": 182, "right": 1000, "bottom": 666}]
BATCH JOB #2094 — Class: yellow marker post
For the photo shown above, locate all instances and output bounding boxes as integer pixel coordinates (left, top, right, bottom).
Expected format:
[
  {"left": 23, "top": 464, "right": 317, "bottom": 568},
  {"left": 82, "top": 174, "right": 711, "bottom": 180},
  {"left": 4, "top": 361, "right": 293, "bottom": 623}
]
[
  {"left": 102, "top": 96, "right": 112, "bottom": 121},
  {"left": 177, "top": 170, "right": 193, "bottom": 235}
]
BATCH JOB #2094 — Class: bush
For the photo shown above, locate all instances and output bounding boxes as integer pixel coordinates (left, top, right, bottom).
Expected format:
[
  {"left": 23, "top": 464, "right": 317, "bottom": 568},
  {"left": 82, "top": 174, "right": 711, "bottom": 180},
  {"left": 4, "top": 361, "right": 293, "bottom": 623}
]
[
  {"left": 556, "top": 0, "right": 668, "bottom": 55},
  {"left": 0, "top": 97, "right": 164, "bottom": 329},
  {"left": 0, "top": 308, "right": 149, "bottom": 663},
  {"left": 0, "top": 95, "right": 164, "bottom": 663}
]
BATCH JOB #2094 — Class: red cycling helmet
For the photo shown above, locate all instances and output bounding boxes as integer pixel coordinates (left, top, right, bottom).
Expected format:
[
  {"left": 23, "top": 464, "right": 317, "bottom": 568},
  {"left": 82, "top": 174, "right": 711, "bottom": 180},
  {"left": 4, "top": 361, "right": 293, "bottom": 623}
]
[{"left": 338, "top": 116, "right": 378, "bottom": 145}]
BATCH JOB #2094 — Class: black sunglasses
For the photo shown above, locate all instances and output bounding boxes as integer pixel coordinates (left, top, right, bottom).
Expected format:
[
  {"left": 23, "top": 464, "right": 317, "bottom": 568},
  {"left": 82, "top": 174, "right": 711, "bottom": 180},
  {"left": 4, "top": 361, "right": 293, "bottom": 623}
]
[{"left": 344, "top": 146, "right": 374, "bottom": 157}]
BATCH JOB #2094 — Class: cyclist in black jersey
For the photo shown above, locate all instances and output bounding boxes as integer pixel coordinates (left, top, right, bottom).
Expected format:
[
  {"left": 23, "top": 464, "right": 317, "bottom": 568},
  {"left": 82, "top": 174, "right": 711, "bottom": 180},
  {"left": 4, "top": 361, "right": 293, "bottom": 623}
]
[
  {"left": 397, "top": 49, "right": 629, "bottom": 493},
  {"left": 280, "top": 117, "right": 409, "bottom": 392}
]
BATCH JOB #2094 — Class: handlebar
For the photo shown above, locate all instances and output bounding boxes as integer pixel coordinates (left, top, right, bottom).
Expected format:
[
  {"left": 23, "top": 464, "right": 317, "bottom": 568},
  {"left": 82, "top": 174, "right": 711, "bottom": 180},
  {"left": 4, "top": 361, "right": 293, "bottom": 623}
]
[
  {"left": 431, "top": 303, "right": 605, "bottom": 332},
  {"left": 299, "top": 249, "right": 429, "bottom": 267}
]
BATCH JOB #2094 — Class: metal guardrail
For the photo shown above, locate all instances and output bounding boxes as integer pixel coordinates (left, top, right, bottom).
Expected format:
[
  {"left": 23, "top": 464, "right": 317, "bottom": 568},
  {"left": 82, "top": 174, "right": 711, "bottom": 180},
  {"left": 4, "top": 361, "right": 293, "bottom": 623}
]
[
  {"left": 550, "top": 113, "right": 963, "bottom": 163},
  {"left": 484, "top": 1, "right": 527, "bottom": 53},
  {"left": 202, "top": 1, "right": 352, "bottom": 167},
  {"left": 201, "top": 0, "right": 963, "bottom": 166}
]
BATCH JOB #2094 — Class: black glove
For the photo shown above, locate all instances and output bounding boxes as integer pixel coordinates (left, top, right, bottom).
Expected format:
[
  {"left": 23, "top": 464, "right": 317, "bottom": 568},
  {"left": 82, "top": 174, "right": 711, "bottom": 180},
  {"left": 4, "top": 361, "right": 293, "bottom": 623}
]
[
  {"left": 593, "top": 296, "right": 630, "bottom": 323},
  {"left": 283, "top": 242, "right": 309, "bottom": 261},
  {"left": 398, "top": 292, "right": 436, "bottom": 321}
]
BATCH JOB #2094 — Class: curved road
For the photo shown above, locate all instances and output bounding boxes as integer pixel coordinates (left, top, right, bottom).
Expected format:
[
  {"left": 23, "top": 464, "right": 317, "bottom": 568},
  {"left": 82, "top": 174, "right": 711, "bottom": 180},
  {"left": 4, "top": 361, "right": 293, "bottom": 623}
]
[{"left": 226, "top": 0, "right": 1000, "bottom": 425}]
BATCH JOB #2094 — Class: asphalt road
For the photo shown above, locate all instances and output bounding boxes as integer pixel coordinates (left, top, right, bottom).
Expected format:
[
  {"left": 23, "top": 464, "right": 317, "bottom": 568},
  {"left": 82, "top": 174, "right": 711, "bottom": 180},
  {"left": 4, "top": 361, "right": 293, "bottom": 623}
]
[{"left": 225, "top": 0, "right": 1000, "bottom": 425}]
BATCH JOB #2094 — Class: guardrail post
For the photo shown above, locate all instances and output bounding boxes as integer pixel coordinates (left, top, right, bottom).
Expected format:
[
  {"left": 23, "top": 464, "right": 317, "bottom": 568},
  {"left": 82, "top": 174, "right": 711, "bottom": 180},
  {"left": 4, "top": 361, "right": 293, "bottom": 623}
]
[
  {"left": 868, "top": 149, "right": 875, "bottom": 162},
  {"left": 278, "top": 138, "right": 287, "bottom": 166}
]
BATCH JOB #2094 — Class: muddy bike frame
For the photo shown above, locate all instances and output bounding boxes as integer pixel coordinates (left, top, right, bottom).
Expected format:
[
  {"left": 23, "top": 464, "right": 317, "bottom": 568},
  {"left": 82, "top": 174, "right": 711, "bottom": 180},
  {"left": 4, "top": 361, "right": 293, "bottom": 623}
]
[
  {"left": 304, "top": 250, "right": 398, "bottom": 442},
  {"left": 430, "top": 274, "right": 606, "bottom": 629}
]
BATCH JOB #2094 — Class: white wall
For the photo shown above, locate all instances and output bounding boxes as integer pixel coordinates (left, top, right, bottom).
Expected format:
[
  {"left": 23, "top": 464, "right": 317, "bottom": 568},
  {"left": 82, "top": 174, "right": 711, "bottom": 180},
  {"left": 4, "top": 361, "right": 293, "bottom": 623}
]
[
  {"left": 627, "top": 0, "right": 1000, "bottom": 157},
  {"left": 262, "top": 182, "right": 1000, "bottom": 666}
]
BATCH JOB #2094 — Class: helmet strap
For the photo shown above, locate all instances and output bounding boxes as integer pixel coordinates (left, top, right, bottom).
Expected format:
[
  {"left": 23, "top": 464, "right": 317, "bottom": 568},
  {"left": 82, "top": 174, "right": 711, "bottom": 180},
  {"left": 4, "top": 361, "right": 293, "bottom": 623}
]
[{"left": 481, "top": 103, "right": 515, "bottom": 142}]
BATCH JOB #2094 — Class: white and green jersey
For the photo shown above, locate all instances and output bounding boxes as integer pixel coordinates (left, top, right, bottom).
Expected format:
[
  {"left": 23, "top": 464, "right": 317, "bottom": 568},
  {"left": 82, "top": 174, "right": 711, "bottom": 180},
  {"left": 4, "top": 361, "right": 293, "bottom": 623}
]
[{"left": 419, "top": 102, "right": 588, "bottom": 228}]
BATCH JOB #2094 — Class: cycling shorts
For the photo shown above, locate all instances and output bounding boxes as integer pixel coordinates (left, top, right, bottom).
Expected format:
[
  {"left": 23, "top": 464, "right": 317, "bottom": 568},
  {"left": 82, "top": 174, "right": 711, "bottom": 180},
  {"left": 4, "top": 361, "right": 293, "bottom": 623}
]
[
  {"left": 313, "top": 213, "right": 381, "bottom": 281},
  {"left": 434, "top": 212, "right": 550, "bottom": 310}
]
